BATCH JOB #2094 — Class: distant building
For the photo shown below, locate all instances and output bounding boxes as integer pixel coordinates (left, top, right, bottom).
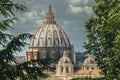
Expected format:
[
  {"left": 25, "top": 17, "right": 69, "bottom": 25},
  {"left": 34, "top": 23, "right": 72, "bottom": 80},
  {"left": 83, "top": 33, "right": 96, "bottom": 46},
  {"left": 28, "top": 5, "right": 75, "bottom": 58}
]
[
  {"left": 44, "top": 53, "right": 103, "bottom": 80},
  {"left": 74, "top": 54, "right": 102, "bottom": 78},
  {"left": 26, "top": 5, "right": 76, "bottom": 68},
  {"left": 25, "top": 5, "right": 103, "bottom": 80},
  {"left": 55, "top": 51, "right": 74, "bottom": 80}
]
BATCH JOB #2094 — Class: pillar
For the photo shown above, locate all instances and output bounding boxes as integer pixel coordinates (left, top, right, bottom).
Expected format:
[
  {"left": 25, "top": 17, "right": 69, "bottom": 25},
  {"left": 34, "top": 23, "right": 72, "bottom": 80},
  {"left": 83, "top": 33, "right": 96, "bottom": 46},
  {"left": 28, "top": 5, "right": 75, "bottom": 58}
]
[{"left": 63, "top": 66, "right": 66, "bottom": 74}]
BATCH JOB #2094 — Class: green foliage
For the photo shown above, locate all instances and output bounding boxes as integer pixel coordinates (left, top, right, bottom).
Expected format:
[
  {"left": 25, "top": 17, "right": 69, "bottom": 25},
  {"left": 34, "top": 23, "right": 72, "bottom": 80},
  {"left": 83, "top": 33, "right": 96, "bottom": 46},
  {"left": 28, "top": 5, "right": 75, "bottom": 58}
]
[
  {"left": 0, "top": 0, "right": 55, "bottom": 79},
  {"left": 17, "top": 61, "right": 48, "bottom": 80},
  {"left": 0, "top": 0, "right": 57, "bottom": 79},
  {"left": 76, "top": 51, "right": 87, "bottom": 62},
  {"left": 0, "top": 0, "right": 26, "bottom": 18},
  {"left": 0, "top": 33, "right": 32, "bottom": 79},
  {"left": 16, "top": 58, "right": 56, "bottom": 80},
  {"left": 84, "top": 0, "right": 120, "bottom": 79},
  {"left": 71, "top": 77, "right": 92, "bottom": 80},
  {"left": 106, "top": 31, "right": 120, "bottom": 79},
  {"left": 76, "top": 51, "right": 87, "bottom": 69},
  {"left": 0, "top": 0, "right": 27, "bottom": 47},
  {"left": 71, "top": 77, "right": 105, "bottom": 80}
]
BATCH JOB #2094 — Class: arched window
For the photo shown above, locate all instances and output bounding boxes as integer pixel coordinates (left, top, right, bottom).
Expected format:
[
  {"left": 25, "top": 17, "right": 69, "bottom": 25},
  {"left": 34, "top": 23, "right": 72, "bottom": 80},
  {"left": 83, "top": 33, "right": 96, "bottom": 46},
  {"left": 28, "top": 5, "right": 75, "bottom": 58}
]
[
  {"left": 40, "top": 31, "right": 45, "bottom": 46},
  {"left": 53, "top": 30, "right": 59, "bottom": 46},
  {"left": 46, "top": 51, "right": 50, "bottom": 58},
  {"left": 66, "top": 67, "right": 69, "bottom": 73},
  {"left": 47, "top": 31, "right": 52, "bottom": 46},
  {"left": 61, "top": 67, "right": 63, "bottom": 73},
  {"left": 55, "top": 51, "right": 60, "bottom": 59},
  {"left": 42, "top": 51, "right": 46, "bottom": 59},
  {"left": 87, "top": 67, "right": 89, "bottom": 70},
  {"left": 91, "top": 67, "right": 94, "bottom": 70},
  {"left": 55, "top": 38, "right": 59, "bottom": 46},
  {"left": 33, "top": 53, "right": 37, "bottom": 59},
  {"left": 37, "top": 52, "right": 41, "bottom": 59},
  {"left": 51, "top": 51, "right": 55, "bottom": 59},
  {"left": 40, "top": 37, "right": 44, "bottom": 46}
]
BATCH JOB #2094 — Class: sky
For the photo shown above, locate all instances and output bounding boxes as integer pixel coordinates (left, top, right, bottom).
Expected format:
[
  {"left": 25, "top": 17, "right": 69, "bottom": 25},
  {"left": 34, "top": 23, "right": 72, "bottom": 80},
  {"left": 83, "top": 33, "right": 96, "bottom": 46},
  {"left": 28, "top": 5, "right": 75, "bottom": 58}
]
[{"left": 12, "top": 0, "right": 95, "bottom": 56}]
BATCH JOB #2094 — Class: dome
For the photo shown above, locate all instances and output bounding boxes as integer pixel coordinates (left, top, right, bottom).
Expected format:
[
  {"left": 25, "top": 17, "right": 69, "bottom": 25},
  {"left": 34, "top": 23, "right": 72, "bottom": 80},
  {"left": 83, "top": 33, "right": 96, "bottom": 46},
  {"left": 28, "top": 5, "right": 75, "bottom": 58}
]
[
  {"left": 30, "top": 5, "right": 70, "bottom": 47},
  {"left": 30, "top": 24, "right": 70, "bottom": 47},
  {"left": 26, "top": 5, "right": 76, "bottom": 65},
  {"left": 84, "top": 54, "right": 95, "bottom": 64},
  {"left": 58, "top": 51, "right": 71, "bottom": 64}
]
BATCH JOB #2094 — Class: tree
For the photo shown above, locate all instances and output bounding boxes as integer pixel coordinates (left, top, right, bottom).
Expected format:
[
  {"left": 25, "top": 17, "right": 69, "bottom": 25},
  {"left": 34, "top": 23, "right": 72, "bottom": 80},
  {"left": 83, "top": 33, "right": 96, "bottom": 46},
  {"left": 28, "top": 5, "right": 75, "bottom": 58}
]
[
  {"left": 71, "top": 77, "right": 105, "bottom": 80},
  {"left": 0, "top": 0, "right": 54, "bottom": 80},
  {"left": 84, "top": 0, "right": 120, "bottom": 79},
  {"left": 106, "top": 31, "right": 120, "bottom": 79},
  {"left": 0, "top": 0, "right": 32, "bottom": 79}
]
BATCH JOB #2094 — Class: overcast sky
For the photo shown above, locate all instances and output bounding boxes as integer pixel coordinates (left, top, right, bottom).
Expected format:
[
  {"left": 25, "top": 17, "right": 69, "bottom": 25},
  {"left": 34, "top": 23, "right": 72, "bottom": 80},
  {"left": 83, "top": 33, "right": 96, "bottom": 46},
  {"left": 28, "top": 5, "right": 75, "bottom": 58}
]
[{"left": 12, "top": 0, "right": 95, "bottom": 56}]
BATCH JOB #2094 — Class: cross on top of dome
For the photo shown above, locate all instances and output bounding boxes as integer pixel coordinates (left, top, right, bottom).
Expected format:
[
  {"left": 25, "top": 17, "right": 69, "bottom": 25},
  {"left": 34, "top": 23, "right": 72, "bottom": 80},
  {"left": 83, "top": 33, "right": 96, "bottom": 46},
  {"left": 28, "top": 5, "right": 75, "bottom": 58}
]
[
  {"left": 48, "top": 4, "right": 52, "bottom": 13},
  {"left": 45, "top": 4, "right": 55, "bottom": 24}
]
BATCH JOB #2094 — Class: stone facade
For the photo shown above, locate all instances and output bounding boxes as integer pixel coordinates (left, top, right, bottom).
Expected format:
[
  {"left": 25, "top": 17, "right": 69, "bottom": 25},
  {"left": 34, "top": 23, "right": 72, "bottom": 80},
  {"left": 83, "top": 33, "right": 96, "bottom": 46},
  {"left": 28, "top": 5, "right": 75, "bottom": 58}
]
[
  {"left": 55, "top": 51, "right": 74, "bottom": 80},
  {"left": 25, "top": 5, "right": 103, "bottom": 79},
  {"left": 74, "top": 54, "right": 102, "bottom": 78},
  {"left": 82, "top": 54, "right": 99, "bottom": 70},
  {"left": 26, "top": 5, "right": 76, "bottom": 66}
]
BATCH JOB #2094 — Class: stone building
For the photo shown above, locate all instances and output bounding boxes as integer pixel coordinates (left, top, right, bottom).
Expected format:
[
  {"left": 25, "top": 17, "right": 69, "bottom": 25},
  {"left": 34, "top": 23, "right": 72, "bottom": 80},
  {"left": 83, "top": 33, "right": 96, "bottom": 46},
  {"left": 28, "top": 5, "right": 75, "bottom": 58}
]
[
  {"left": 26, "top": 5, "right": 76, "bottom": 67},
  {"left": 55, "top": 51, "right": 74, "bottom": 80},
  {"left": 25, "top": 5, "right": 103, "bottom": 79},
  {"left": 74, "top": 54, "right": 102, "bottom": 78},
  {"left": 45, "top": 53, "right": 103, "bottom": 80},
  {"left": 82, "top": 54, "right": 99, "bottom": 70}
]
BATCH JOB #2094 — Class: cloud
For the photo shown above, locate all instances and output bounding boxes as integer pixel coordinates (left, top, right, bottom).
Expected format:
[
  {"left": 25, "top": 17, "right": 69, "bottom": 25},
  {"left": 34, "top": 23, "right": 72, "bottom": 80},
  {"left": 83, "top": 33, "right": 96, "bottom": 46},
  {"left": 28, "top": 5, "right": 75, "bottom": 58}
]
[
  {"left": 63, "top": 20, "right": 69, "bottom": 26},
  {"left": 19, "top": 17, "right": 27, "bottom": 24},
  {"left": 12, "top": 0, "right": 95, "bottom": 54},
  {"left": 67, "top": 0, "right": 92, "bottom": 5},
  {"left": 36, "top": 19, "right": 43, "bottom": 26},
  {"left": 68, "top": 0, "right": 82, "bottom": 5},
  {"left": 84, "top": 6, "right": 93, "bottom": 14},
  {"left": 17, "top": 10, "right": 38, "bottom": 24},
  {"left": 68, "top": 4, "right": 83, "bottom": 14},
  {"left": 25, "top": 10, "right": 37, "bottom": 19},
  {"left": 40, "top": 10, "right": 46, "bottom": 17},
  {"left": 83, "top": 0, "right": 90, "bottom": 5},
  {"left": 68, "top": 4, "right": 93, "bottom": 14}
]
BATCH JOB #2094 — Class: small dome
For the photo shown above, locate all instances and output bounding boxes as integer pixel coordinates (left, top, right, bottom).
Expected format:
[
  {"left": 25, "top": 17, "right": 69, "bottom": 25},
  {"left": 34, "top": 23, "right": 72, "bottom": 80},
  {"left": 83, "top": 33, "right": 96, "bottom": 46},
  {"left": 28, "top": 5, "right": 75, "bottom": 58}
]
[
  {"left": 84, "top": 54, "right": 95, "bottom": 64},
  {"left": 29, "top": 5, "right": 70, "bottom": 47},
  {"left": 58, "top": 51, "right": 71, "bottom": 64}
]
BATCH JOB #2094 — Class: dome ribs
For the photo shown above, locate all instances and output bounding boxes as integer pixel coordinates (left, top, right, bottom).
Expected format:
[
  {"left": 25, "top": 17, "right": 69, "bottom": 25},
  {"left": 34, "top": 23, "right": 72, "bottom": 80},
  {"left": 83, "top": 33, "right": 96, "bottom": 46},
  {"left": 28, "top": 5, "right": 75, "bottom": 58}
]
[{"left": 26, "top": 5, "right": 76, "bottom": 65}]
